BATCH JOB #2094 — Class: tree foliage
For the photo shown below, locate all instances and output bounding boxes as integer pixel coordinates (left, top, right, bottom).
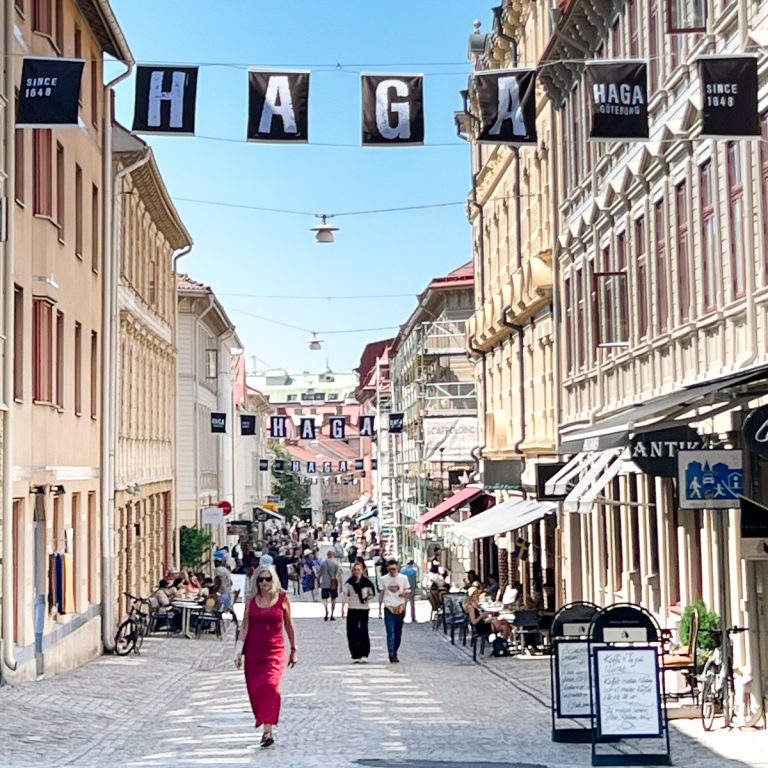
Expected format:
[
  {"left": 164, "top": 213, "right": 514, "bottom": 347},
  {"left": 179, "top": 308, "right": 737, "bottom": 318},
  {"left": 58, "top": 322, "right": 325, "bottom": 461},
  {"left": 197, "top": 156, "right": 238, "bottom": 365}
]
[
  {"left": 680, "top": 599, "right": 721, "bottom": 652},
  {"left": 179, "top": 525, "right": 213, "bottom": 569},
  {"left": 270, "top": 441, "right": 310, "bottom": 520}
]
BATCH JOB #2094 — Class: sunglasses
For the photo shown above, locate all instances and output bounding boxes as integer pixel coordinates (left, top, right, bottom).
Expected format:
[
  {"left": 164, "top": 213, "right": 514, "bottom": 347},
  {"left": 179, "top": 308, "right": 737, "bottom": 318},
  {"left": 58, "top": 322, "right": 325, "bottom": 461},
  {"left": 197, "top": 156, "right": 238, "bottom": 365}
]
[{"left": 257, "top": 576, "right": 273, "bottom": 583}]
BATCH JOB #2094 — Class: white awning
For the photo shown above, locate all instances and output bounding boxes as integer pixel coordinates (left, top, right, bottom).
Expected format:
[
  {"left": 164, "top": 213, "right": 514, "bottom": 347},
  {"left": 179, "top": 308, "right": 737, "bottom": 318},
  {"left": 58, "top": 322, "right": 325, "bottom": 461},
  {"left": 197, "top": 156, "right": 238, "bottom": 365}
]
[
  {"left": 334, "top": 497, "right": 370, "bottom": 520},
  {"left": 562, "top": 448, "right": 638, "bottom": 514},
  {"left": 545, "top": 453, "right": 591, "bottom": 497},
  {"left": 450, "top": 497, "right": 556, "bottom": 544}
]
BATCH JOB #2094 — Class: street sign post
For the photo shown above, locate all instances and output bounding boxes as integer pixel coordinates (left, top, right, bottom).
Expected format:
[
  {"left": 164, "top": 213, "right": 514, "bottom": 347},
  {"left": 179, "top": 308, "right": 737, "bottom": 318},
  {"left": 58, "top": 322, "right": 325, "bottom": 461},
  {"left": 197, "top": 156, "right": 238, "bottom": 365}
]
[{"left": 676, "top": 449, "right": 743, "bottom": 509}]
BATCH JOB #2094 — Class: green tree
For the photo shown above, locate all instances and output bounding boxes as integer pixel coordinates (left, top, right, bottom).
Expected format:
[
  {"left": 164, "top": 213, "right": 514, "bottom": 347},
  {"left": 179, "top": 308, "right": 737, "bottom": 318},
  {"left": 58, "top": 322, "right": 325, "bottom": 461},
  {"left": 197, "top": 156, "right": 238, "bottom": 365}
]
[
  {"left": 270, "top": 441, "right": 310, "bottom": 520},
  {"left": 179, "top": 526, "right": 213, "bottom": 569},
  {"left": 680, "top": 599, "right": 721, "bottom": 653}
]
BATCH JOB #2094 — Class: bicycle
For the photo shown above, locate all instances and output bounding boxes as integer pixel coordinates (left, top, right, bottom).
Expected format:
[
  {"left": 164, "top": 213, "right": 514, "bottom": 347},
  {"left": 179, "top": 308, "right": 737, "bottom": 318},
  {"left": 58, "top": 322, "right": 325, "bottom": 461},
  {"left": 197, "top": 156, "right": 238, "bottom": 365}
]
[
  {"left": 699, "top": 625, "right": 758, "bottom": 731},
  {"left": 114, "top": 592, "right": 151, "bottom": 656}
]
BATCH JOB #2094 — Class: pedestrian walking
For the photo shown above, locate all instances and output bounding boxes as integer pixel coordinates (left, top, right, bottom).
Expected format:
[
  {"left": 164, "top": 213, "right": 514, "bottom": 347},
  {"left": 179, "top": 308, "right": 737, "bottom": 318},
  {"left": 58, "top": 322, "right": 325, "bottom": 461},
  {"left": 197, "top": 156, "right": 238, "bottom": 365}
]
[
  {"left": 318, "top": 549, "right": 342, "bottom": 621},
  {"left": 235, "top": 565, "right": 297, "bottom": 749},
  {"left": 378, "top": 559, "right": 411, "bottom": 663},
  {"left": 301, "top": 548, "right": 319, "bottom": 601},
  {"left": 400, "top": 559, "right": 419, "bottom": 623},
  {"left": 342, "top": 561, "right": 375, "bottom": 663}
]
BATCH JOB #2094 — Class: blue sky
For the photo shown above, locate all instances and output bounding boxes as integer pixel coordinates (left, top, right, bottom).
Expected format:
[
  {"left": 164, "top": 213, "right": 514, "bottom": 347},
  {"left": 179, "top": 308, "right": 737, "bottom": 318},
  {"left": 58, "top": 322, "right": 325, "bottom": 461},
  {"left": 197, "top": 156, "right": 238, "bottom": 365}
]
[{"left": 109, "top": 1, "right": 492, "bottom": 373}]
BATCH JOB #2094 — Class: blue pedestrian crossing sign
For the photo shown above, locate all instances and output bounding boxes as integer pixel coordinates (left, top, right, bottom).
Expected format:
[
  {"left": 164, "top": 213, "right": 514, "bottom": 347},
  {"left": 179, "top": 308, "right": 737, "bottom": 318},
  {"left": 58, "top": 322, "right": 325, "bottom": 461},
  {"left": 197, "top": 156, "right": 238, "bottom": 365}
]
[{"left": 677, "top": 449, "right": 743, "bottom": 509}]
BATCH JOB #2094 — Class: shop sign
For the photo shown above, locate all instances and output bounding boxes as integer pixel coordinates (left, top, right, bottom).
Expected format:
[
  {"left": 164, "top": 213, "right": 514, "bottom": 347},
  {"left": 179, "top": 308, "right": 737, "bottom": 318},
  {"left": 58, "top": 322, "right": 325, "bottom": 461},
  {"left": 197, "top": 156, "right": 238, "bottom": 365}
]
[
  {"left": 629, "top": 426, "right": 703, "bottom": 477},
  {"left": 739, "top": 497, "right": 768, "bottom": 560},
  {"left": 742, "top": 404, "right": 768, "bottom": 459}
]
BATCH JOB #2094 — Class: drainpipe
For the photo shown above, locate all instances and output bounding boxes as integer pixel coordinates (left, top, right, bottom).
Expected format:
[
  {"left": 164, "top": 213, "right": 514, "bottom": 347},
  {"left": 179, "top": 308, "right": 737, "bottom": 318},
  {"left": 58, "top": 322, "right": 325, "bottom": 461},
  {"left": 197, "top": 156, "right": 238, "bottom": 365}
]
[
  {"left": 551, "top": 109, "right": 562, "bottom": 450},
  {"left": 2, "top": 0, "right": 17, "bottom": 673},
  {"left": 170, "top": 246, "right": 191, "bottom": 570},
  {"left": 101, "top": 57, "right": 135, "bottom": 652},
  {"left": 501, "top": 310, "right": 527, "bottom": 456},
  {"left": 467, "top": 335, "right": 487, "bottom": 475}
]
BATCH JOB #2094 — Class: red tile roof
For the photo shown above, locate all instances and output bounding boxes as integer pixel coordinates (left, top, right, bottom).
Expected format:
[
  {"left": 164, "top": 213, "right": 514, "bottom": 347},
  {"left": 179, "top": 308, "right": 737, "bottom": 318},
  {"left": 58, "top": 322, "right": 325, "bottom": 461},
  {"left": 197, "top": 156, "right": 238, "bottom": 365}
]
[{"left": 177, "top": 273, "right": 210, "bottom": 292}]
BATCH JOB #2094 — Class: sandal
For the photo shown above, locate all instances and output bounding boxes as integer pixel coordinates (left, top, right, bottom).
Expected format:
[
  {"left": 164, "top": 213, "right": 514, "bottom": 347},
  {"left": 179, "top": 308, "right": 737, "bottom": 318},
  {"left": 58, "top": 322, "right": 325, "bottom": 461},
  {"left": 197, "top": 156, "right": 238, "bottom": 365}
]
[{"left": 260, "top": 734, "right": 275, "bottom": 748}]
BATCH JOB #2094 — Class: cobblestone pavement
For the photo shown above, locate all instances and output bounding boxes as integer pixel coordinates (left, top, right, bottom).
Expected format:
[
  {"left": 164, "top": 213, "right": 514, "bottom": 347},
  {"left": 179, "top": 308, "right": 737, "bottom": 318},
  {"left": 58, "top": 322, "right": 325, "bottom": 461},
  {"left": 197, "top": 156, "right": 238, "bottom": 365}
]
[{"left": 0, "top": 597, "right": 765, "bottom": 768}]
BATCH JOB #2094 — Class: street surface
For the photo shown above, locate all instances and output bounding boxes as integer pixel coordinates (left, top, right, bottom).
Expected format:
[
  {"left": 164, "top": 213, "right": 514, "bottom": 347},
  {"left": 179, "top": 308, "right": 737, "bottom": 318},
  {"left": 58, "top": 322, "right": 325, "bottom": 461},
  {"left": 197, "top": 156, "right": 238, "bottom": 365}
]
[{"left": 0, "top": 597, "right": 765, "bottom": 768}]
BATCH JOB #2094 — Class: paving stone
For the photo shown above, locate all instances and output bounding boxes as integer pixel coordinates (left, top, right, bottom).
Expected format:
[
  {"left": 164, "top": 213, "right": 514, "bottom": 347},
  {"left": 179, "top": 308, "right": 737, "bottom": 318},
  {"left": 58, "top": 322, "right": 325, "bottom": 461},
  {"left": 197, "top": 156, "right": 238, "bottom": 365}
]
[{"left": 0, "top": 598, "right": 764, "bottom": 768}]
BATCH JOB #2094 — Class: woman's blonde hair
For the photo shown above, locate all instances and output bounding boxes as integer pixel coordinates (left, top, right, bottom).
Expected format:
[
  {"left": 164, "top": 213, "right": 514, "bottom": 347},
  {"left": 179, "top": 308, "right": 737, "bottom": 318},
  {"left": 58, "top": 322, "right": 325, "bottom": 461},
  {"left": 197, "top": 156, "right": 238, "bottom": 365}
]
[{"left": 248, "top": 565, "right": 283, "bottom": 600}]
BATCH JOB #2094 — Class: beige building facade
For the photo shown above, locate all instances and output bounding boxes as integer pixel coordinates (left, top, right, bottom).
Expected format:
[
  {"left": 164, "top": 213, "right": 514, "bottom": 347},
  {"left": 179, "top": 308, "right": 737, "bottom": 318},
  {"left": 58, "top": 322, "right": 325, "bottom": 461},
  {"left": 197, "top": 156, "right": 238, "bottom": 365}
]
[
  {"left": 539, "top": 0, "right": 768, "bottom": 711},
  {"left": 460, "top": 1, "right": 558, "bottom": 604},
  {"left": 3, "top": 0, "right": 132, "bottom": 681},
  {"left": 112, "top": 126, "right": 191, "bottom": 620}
]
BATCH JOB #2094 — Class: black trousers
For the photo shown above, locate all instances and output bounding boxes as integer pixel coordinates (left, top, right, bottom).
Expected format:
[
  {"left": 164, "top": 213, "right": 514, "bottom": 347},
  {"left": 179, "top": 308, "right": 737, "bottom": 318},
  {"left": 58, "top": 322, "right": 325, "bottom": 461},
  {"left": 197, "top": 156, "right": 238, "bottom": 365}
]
[{"left": 346, "top": 609, "right": 370, "bottom": 660}]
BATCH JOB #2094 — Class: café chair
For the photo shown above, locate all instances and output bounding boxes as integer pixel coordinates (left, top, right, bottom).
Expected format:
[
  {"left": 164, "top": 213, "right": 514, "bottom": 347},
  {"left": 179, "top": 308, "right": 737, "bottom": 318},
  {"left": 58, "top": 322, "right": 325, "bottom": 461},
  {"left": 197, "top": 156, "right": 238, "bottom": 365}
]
[
  {"left": 442, "top": 594, "right": 468, "bottom": 645},
  {"left": 194, "top": 596, "right": 224, "bottom": 640},
  {"left": 660, "top": 608, "right": 699, "bottom": 702},
  {"left": 511, "top": 609, "right": 541, "bottom": 654},
  {"left": 427, "top": 589, "right": 444, "bottom": 631}
]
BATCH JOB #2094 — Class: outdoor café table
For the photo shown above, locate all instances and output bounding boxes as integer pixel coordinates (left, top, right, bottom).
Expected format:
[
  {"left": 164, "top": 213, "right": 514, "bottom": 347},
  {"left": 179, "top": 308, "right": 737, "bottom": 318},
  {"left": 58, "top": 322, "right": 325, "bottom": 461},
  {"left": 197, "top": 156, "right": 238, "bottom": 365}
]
[{"left": 172, "top": 599, "right": 202, "bottom": 639}]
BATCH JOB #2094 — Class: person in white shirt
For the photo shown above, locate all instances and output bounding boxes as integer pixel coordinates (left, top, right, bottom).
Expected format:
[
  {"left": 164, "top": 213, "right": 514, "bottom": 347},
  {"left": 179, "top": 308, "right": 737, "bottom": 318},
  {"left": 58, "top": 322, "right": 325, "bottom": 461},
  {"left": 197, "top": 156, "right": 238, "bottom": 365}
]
[{"left": 378, "top": 559, "right": 411, "bottom": 663}]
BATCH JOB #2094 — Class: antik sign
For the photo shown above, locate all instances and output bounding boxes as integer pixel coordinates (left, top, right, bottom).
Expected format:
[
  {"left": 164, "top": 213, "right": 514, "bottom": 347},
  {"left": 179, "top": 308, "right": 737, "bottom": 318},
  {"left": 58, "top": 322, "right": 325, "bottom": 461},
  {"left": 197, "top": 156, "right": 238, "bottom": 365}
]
[{"left": 629, "top": 426, "right": 703, "bottom": 477}]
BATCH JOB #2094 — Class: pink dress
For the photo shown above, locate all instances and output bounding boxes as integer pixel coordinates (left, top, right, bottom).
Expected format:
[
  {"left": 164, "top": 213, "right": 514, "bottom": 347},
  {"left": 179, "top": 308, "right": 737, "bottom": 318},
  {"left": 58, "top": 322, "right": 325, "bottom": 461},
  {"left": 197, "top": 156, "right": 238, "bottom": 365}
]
[{"left": 244, "top": 593, "right": 287, "bottom": 726}]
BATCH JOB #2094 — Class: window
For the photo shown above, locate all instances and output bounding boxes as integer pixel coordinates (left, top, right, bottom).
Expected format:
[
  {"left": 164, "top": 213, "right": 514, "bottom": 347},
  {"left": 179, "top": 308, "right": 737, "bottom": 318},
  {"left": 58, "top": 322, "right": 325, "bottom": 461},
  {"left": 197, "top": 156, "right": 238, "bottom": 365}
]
[
  {"left": 148, "top": 260, "right": 157, "bottom": 306},
  {"left": 32, "top": 0, "right": 52, "bottom": 34},
  {"left": 611, "top": 18, "right": 622, "bottom": 57},
  {"left": 635, "top": 217, "right": 648, "bottom": 339},
  {"left": 628, "top": 0, "right": 639, "bottom": 56},
  {"left": 71, "top": 492, "right": 81, "bottom": 610},
  {"left": 727, "top": 143, "right": 745, "bottom": 298},
  {"left": 33, "top": 129, "right": 52, "bottom": 216},
  {"left": 55, "top": 310, "right": 64, "bottom": 407},
  {"left": 286, "top": 394, "right": 297, "bottom": 402},
  {"left": 676, "top": 182, "right": 691, "bottom": 321},
  {"left": 564, "top": 277, "right": 573, "bottom": 372},
  {"left": 90, "top": 58, "right": 98, "bottom": 125},
  {"left": 53, "top": 0, "right": 62, "bottom": 50},
  {"left": 700, "top": 160, "right": 717, "bottom": 311},
  {"left": 654, "top": 200, "right": 668, "bottom": 333},
  {"left": 205, "top": 349, "right": 217, "bottom": 379},
  {"left": 75, "top": 165, "right": 83, "bottom": 257},
  {"left": 667, "top": 0, "right": 706, "bottom": 32},
  {"left": 91, "top": 184, "right": 99, "bottom": 272},
  {"left": 87, "top": 491, "right": 97, "bottom": 603},
  {"left": 56, "top": 142, "right": 64, "bottom": 238},
  {"left": 15, "top": 0, "right": 24, "bottom": 15},
  {"left": 90, "top": 331, "right": 98, "bottom": 418},
  {"left": 32, "top": 299, "right": 53, "bottom": 402},
  {"left": 52, "top": 495, "right": 62, "bottom": 556},
  {"left": 762, "top": 114, "right": 768, "bottom": 282},
  {"left": 14, "top": 91, "right": 24, "bottom": 204},
  {"left": 74, "top": 321, "right": 82, "bottom": 415},
  {"left": 576, "top": 268, "right": 585, "bottom": 367},
  {"left": 596, "top": 243, "right": 630, "bottom": 347},
  {"left": 649, "top": 0, "right": 660, "bottom": 90},
  {"left": 13, "top": 286, "right": 23, "bottom": 400}
]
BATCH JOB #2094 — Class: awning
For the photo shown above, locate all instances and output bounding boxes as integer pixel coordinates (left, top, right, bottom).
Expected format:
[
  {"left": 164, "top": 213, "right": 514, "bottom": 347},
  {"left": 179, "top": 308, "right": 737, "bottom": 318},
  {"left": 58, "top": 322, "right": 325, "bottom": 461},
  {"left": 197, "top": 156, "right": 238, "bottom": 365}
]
[
  {"left": 253, "top": 506, "right": 285, "bottom": 524},
  {"left": 558, "top": 363, "right": 768, "bottom": 453},
  {"left": 414, "top": 485, "right": 486, "bottom": 532},
  {"left": 334, "top": 497, "right": 370, "bottom": 520},
  {"left": 450, "top": 497, "right": 556, "bottom": 543},
  {"left": 552, "top": 448, "right": 640, "bottom": 514}
]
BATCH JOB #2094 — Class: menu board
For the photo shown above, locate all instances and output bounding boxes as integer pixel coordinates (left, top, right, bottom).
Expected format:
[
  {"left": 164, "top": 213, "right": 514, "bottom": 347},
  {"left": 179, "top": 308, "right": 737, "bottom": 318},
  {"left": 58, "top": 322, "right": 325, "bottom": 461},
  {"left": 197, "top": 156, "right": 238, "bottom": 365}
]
[
  {"left": 556, "top": 640, "right": 592, "bottom": 717},
  {"left": 594, "top": 648, "right": 662, "bottom": 737}
]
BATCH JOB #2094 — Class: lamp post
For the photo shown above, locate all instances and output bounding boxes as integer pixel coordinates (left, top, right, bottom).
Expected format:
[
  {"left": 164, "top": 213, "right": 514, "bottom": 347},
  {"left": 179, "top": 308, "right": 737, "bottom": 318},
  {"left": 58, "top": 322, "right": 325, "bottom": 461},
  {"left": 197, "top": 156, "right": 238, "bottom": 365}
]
[{"left": 439, "top": 447, "right": 445, "bottom": 496}]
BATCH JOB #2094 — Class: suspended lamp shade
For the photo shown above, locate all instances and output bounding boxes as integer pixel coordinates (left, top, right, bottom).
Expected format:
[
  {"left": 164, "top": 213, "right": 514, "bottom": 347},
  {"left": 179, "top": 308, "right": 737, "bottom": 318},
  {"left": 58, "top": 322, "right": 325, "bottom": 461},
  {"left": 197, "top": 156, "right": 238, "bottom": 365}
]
[
  {"left": 308, "top": 333, "right": 323, "bottom": 350},
  {"left": 311, "top": 214, "right": 338, "bottom": 243}
]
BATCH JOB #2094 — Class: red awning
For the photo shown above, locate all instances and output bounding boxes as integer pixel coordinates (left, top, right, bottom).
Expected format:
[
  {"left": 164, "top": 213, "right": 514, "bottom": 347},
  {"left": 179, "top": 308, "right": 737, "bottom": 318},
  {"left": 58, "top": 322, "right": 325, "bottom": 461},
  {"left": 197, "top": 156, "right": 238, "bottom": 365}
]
[{"left": 414, "top": 486, "right": 486, "bottom": 532}]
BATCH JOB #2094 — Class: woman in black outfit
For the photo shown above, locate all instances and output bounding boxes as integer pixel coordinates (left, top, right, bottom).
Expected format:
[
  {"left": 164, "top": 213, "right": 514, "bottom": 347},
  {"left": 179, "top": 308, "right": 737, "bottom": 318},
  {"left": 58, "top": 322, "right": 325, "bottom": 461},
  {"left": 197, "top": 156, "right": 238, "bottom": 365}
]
[{"left": 341, "top": 562, "right": 375, "bottom": 663}]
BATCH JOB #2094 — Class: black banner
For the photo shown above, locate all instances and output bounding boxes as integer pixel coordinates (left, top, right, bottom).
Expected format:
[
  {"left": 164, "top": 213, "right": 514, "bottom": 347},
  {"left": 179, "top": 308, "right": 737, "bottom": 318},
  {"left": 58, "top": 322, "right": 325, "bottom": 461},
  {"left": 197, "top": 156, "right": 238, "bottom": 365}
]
[
  {"left": 475, "top": 69, "right": 537, "bottom": 145},
  {"left": 270, "top": 415, "right": 288, "bottom": 438},
  {"left": 329, "top": 416, "right": 346, "bottom": 440},
  {"left": 359, "top": 415, "right": 376, "bottom": 437},
  {"left": 354, "top": 459, "right": 365, "bottom": 470},
  {"left": 291, "top": 460, "right": 301, "bottom": 472},
  {"left": 362, "top": 74, "right": 424, "bottom": 145},
  {"left": 240, "top": 415, "right": 256, "bottom": 435},
  {"left": 211, "top": 412, "right": 226, "bottom": 433},
  {"left": 586, "top": 61, "right": 648, "bottom": 141},
  {"left": 132, "top": 66, "right": 198, "bottom": 134},
  {"left": 323, "top": 461, "right": 332, "bottom": 473},
  {"left": 307, "top": 461, "right": 317, "bottom": 474},
  {"left": 743, "top": 404, "right": 768, "bottom": 459},
  {"left": 388, "top": 413, "right": 405, "bottom": 433},
  {"left": 299, "top": 418, "right": 316, "bottom": 440},
  {"left": 339, "top": 461, "right": 349, "bottom": 472},
  {"left": 274, "top": 460, "right": 285, "bottom": 472},
  {"left": 259, "top": 459, "right": 269, "bottom": 471},
  {"left": 17, "top": 57, "right": 85, "bottom": 127},
  {"left": 698, "top": 56, "right": 759, "bottom": 138},
  {"left": 248, "top": 70, "right": 310, "bottom": 142}
]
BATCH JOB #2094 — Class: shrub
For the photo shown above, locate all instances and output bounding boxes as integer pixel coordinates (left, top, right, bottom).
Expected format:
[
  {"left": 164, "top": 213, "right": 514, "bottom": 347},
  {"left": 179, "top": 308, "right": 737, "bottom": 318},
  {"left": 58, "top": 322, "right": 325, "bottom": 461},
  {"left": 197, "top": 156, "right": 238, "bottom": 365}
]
[
  {"left": 680, "top": 599, "right": 721, "bottom": 652},
  {"left": 179, "top": 526, "right": 213, "bottom": 569}
]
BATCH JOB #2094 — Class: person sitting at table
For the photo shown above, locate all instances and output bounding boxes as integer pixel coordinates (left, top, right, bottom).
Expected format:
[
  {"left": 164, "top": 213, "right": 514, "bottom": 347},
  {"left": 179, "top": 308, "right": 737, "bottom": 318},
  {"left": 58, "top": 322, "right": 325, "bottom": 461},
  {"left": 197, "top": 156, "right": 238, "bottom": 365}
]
[
  {"left": 463, "top": 570, "right": 481, "bottom": 591},
  {"left": 466, "top": 584, "right": 512, "bottom": 643},
  {"left": 168, "top": 577, "right": 185, "bottom": 600},
  {"left": 501, "top": 580, "right": 523, "bottom": 608},
  {"left": 485, "top": 573, "right": 500, "bottom": 601},
  {"left": 199, "top": 577, "right": 215, "bottom": 599}
]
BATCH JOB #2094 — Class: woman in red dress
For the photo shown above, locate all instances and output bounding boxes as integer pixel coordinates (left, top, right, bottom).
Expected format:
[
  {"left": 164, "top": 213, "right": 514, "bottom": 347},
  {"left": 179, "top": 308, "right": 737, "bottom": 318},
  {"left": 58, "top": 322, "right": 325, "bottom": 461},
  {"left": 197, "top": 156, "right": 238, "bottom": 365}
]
[{"left": 235, "top": 564, "right": 297, "bottom": 748}]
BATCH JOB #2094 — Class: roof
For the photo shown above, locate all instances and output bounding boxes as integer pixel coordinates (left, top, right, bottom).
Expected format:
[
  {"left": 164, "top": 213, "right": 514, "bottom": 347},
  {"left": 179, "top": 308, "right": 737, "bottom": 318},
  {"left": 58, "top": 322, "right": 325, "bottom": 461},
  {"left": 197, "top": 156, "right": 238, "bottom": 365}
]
[
  {"left": 113, "top": 124, "right": 192, "bottom": 251},
  {"left": 354, "top": 338, "right": 394, "bottom": 397},
  {"left": 76, "top": 0, "right": 132, "bottom": 62},
  {"left": 177, "top": 273, "right": 210, "bottom": 293}
]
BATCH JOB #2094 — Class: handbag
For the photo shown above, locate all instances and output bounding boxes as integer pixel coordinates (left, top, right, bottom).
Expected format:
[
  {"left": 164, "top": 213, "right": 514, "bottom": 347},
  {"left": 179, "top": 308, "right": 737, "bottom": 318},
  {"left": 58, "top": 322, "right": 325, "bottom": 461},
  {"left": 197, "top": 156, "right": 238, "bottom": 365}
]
[
  {"left": 389, "top": 603, "right": 406, "bottom": 616},
  {"left": 330, "top": 578, "right": 339, "bottom": 591}
]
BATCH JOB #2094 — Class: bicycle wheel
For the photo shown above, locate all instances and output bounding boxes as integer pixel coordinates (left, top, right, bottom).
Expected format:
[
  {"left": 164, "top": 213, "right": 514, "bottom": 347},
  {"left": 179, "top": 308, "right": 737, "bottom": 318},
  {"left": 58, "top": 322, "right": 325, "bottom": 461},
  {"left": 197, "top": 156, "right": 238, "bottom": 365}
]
[
  {"left": 701, "top": 676, "right": 719, "bottom": 731},
  {"left": 114, "top": 619, "right": 137, "bottom": 656},
  {"left": 133, "top": 618, "right": 146, "bottom": 653}
]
